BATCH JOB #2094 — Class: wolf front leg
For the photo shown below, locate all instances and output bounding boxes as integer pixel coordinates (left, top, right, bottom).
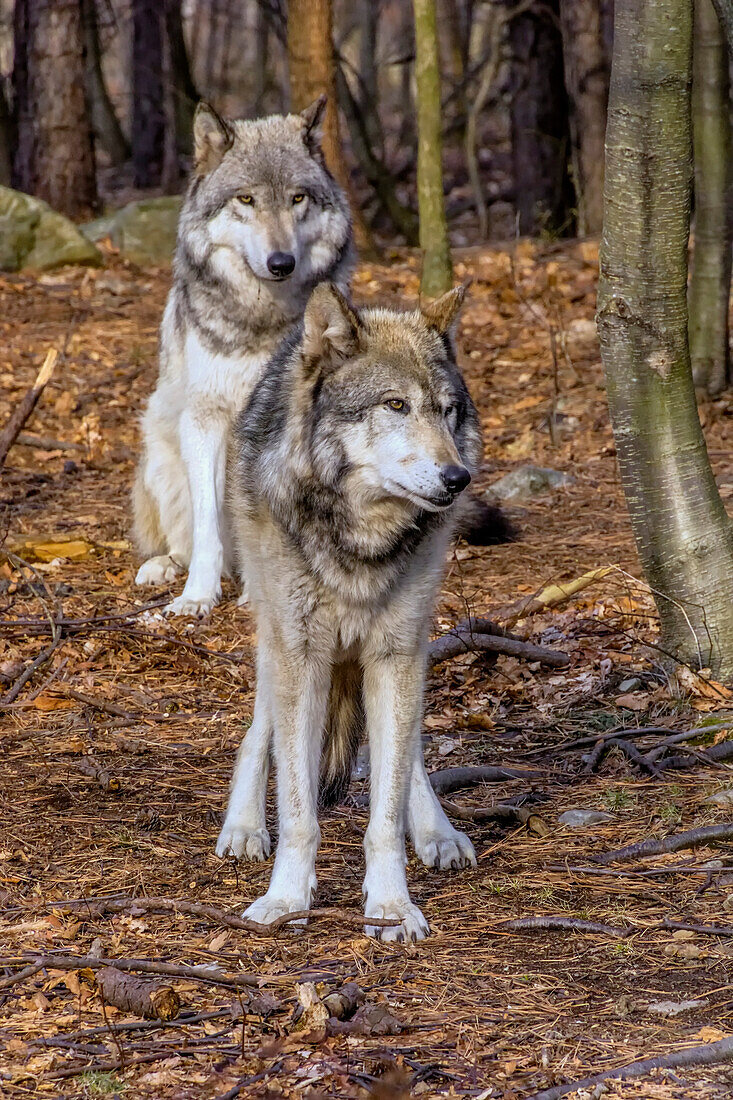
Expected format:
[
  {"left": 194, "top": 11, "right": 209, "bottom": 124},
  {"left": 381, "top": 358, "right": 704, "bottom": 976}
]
[
  {"left": 362, "top": 652, "right": 430, "bottom": 942},
  {"left": 407, "top": 746, "right": 476, "bottom": 871},
  {"left": 243, "top": 647, "right": 331, "bottom": 926},
  {"left": 165, "top": 409, "right": 227, "bottom": 618},
  {"left": 216, "top": 647, "right": 273, "bottom": 861}
]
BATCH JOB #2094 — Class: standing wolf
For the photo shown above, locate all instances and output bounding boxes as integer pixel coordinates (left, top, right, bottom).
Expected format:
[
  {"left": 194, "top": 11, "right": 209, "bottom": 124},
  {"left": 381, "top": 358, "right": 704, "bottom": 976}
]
[
  {"left": 217, "top": 282, "right": 483, "bottom": 941},
  {"left": 133, "top": 97, "right": 352, "bottom": 616}
]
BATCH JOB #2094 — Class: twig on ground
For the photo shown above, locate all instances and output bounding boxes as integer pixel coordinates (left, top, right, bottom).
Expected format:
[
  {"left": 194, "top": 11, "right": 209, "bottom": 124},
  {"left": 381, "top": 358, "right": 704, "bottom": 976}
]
[
  {"left": 524, "top": 1035, "right": 733, "bottom": 1100},
  {"left": 491, "top": 566, "right": 617, "bottom": 627},
  {"left": 429, "top": 765, "right": 544, "bottom": 796},
  {"left": 14, "top": 432, "right": 81, "bottom": 451},
  {"left": 583, "top": 737, "right": 663, "bottom": 777},
  {"left": 13, "top": 897, "right": 399, "bottom": 932},
  {"left": 96, "top": 966, "right": 181, "bottom": 1020},
  {"left": 77, "top": 757, "right": 121, "bottom": 793},
  {"left": 0, "top": 348, "right": 58, "bottom": 468},
  {"left": 5, "top": 955, "right": 272, "bottom": 991},
  {"left": 500, "top": 916, "right": 630, "bottom": 938},
  {"left": 598, "top": 823, "right": 733, "bottom": 865},
  {"left": 662, "top": 917, "right": 733, "bottom": 937},
  {"left": 428, "top": 628, "right": 570, "bottom": 668},
  {"left": 213, "top": 1061, "right": 284, "bottom": 1100}
]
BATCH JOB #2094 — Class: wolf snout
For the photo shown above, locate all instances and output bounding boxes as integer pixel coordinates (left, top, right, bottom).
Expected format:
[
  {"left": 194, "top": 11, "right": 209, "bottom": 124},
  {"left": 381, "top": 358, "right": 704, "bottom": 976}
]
[
  {"left": 440, "top": 464, "right": 471, "bottom": 495},
  {"left": 267, "top": 251, "right": 296, "bottom": 278}
]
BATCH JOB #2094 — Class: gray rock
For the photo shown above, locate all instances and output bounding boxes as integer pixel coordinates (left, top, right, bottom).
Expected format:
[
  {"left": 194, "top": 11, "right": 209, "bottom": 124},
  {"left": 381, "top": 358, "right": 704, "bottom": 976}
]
[
  {"left": 558, "top": 809, "right": 614, "bottom": 829},
  {"left": 704, "top": 788, "right": 733, "bottom": 807},
  {"left": 82, "top": 196, "right": 182, "bottom": 265},
  {"left": 646, "top": 998, "right": 708, "bottom": 1018},
  {"left": 0, "top": 186, "right": 102, "bottom": 271},
  {"left": 618, "top": 677, "right": 642, "bottom": 693},
  {"left": 488, "top": 465, "right": 574, "bottom": 502}
]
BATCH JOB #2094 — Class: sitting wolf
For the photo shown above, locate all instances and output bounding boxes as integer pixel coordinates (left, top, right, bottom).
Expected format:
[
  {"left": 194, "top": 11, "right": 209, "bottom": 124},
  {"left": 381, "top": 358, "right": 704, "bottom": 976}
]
[
  {"left": 133, "top": 97, "right": 352, "bottom": 616},
  {"left": 218, "top": 283, "right": 483, "bottom": 941}
]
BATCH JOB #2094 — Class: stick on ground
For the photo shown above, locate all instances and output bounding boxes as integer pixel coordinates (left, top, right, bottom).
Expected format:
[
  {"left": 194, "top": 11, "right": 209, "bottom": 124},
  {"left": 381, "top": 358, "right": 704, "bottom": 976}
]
[
  {"left": 0, "top": 348, "right": 58, "bottom": 468},
  {"left": 598, "top": 822, "right": 733, "bottom": 865},
  {"left": 96, "top": 966, "right": 180, "bottom": 1020}
]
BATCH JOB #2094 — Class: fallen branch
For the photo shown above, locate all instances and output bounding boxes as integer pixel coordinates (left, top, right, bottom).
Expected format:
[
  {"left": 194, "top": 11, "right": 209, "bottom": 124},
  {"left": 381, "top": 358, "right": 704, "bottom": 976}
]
[
  {"left": 14, "top": 432, "right": 81, "bottom": 451},
  {"left": 598, "top": 823, "right": 733, "bottom": 865},
  {"left": 492, "top": 566, "right": 618, "bottom": 627},
  {"left": 7, "top": 954, "right": 271, "bottom": 991},
  {"left": 440, "top": 798, "right": 548, "bottom": 835},
  {"left": 15, "top": 896, "right": 399, "bottom": 932},
  {"left": 77, "top": 757, "right": 121, "bottom": 793},
  {"left": 0, "top": 348, "right": 58, "bottom": 468},
  {"left": 501, "top": 916, "right": 630, "bottom": 938},
  {"left": 662, "top": 917, "right": 733, "bottom": 937},
  {"left": 583, "top": 737, "right": 663, "bottom": 778},
  {"left": 525, "top": 1035, "right": 733, "bottom": 1100},
  {"left": 429, "top": 765, "right": 544, "bottom": 796},
  {"left": 97, "top": 966, "right": 180, "bottom": 1020},
  {"left": 428, "top": 629, "right": 569, "bottom": 668}
]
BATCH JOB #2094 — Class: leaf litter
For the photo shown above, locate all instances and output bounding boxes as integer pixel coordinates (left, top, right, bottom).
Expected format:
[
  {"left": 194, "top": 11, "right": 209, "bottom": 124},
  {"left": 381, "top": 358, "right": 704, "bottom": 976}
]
[{"left": 1, "top": 246, "right": 733, "bottom": 1097}]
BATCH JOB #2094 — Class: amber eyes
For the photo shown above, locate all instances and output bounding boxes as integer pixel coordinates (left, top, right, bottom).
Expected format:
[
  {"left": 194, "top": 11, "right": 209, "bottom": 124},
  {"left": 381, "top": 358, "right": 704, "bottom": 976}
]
[
  {"left": 237, "top": 194, "right": 254, "bottom": 205},
  {"left": 386, "top": 399, "right": 407, "bottom": 412},
  {"left": 293, "top": 194, "right": 306, "bottom": 204}
]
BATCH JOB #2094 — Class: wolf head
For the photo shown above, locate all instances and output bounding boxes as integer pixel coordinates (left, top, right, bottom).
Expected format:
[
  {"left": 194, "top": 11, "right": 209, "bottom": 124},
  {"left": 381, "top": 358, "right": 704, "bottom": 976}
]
[
  {"left": 293, "top": 283, "right": 482, "bottom": 513},
  {"left": 184, "top": 97, "right": 350, "bottom": 287}
]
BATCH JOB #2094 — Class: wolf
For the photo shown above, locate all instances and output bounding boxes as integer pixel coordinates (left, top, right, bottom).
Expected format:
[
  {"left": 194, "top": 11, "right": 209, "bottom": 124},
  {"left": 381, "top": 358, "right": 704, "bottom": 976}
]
[
  {"left": 216, "top": 281, "right": 486, "bottom": 941},
  {"left": 132, "top": 96, "right": 352, "bottom": 616}
]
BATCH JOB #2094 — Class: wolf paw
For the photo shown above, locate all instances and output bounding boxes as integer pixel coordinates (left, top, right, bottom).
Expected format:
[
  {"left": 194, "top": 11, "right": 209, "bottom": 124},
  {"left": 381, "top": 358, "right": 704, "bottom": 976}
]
[
  {"left": 216, "top": 824, "right": 271, "bottom": 862},
  {"left": 165, "top": 592, "right": 219, "bottom": 618},
  {"left": 413, "top": 828, "right": 476, "bottom": 871},
  {"left": 365, "top": 898, "right": 429, "bottom": 943},
  {"left": 135, "top": 555, "right": 185, "bottom": 586},
  {"left": 244, "top": 892, "right": 312, "bottom": 928}
]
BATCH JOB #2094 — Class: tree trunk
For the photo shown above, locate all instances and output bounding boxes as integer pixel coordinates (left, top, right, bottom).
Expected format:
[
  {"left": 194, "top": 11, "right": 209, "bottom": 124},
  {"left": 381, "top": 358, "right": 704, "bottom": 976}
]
[
  {"left": 689, "top": 0, "right": 732, "bottom": 395},
  {"left": 509, "top": 2, "right": 573, "bottom": 236},
  {"left": 597, "top": 0, "right": 733, "bottom": 679},
  {"left": 413, "top": 0, "right": 452, "bottom": 296},
  {"left": 14, "top": 0, "right": 97, "bottom": 217},
  {"left": 11, "top": 0, "right": 30, "bottom": 191},
  {"left": 253, "top": 0, "right": 270, "bottom": 114},
  {"left": 164, "top": 0, "right": 198, "bottom": 155},
  {"left": 558, "top": 0, "right": 609, "bottom": 236},
  {"left": 81, "top": 0, "right": 129, "bottom": 167},
  {"left": 287, "top": 0, "right": 373, "bottom": 253},
  {"left": 132, "top": 0, "right": 165, "bottom": 189},
  {"left": 0, "top": 81, "right": 11, "bottom": 186}
]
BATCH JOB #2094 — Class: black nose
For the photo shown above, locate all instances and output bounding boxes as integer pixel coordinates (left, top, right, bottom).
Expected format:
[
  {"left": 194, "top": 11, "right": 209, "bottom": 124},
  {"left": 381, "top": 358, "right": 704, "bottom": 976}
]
[
  {"left": 441, "top": 464, "right": 471, "bottom": 495},
  {"left": 267, "top": 251, "right": 296, "bottom": 277}
]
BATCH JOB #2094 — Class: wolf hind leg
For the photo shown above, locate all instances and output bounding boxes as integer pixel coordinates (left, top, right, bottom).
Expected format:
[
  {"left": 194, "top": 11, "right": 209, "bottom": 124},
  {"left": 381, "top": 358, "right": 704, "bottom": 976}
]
[
  {"left": 216, "top": 648, "right": 273, "bottom": 862},
  {"left": 407, "top": 743, "right": 476, "bottom": 871},
  {"left": 133, "top": 403, "right": 193, "bottom": 587}
]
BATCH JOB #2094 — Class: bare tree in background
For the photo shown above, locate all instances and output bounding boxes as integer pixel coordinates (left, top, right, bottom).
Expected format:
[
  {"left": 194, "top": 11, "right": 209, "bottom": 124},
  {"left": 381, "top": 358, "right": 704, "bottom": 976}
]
[
  {"left": 0, "top": 80, "right": 11, "bottom": 186},
  {"left": 165, "top": 0, "right": 198, "bottom": 155},
  {"left": 414, "top": 0, "right": 452, "bottom": 295},
  {"left": 287, "top": 0, "right": 372, "bottom": 251},
  {"left": 81, "top": 0, "right": 129, "bottom": 167},
  {"left": 598, "top": 0, "right": 733, "bottom": 678},
  {"left": 509, "top": 1, "right": 573, "bottom": 235},
  {"left": 13, "top": 0, "right": 97, "bottom": 216},
  {"left": 132, "top": 0, "right": 165, "bottom": 188},
  {"left": 559, "top": 0, "right": 609, "bottom": 236},
  {"left": 689, "top": 0, "right": 731, "bottom": 395}
]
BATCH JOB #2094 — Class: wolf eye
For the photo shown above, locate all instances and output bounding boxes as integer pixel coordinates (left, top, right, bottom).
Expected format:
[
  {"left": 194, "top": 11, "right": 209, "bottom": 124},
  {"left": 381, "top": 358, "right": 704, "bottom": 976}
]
[
  {"left": 293, "top": 193, "right": 306, "bottom": 204},
  {"left": 444, "top": 404, "right": 456, "bottom": 418},
  {"left": 386, "top": 398, "right": 408, "bottom": 413},
  {"left": 237, "top": 194, "right": 254, "bottom": 205}
]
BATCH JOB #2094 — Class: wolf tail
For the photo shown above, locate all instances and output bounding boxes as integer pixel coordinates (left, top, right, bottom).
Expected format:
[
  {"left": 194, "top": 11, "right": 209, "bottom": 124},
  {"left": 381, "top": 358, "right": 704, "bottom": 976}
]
[
  {"left": 319, "top": 660, "right": 364, "bottom": 810},
  {"left": 455, "top": 492, "right": 517, "bottom": 545}
]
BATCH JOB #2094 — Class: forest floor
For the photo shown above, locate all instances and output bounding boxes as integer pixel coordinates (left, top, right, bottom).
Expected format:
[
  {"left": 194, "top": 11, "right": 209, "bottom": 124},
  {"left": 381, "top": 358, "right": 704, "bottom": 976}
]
[{"left": 1, "top": 241, "right": 733, "bottom": 1100}]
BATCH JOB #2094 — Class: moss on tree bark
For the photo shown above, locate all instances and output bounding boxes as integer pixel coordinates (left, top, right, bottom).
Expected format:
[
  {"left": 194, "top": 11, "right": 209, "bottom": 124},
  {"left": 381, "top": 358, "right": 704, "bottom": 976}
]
[{"left": 598, "top": 0, "right": 733, "bottom": 679}]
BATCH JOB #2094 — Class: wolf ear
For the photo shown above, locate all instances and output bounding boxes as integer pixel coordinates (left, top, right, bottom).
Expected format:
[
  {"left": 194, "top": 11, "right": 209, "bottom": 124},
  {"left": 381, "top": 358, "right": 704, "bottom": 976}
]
[
  {"left": 302, "top": 283, "right": 360, "bottom": 374},
  {"left": 300, "top": 95, "right": 328, "bottom": 154},
  {"left": 420, "top": 284, "right": 469, "bottom": 334},
  {"left": 193, "top": 102, "right": 233, "bottom": 175}
]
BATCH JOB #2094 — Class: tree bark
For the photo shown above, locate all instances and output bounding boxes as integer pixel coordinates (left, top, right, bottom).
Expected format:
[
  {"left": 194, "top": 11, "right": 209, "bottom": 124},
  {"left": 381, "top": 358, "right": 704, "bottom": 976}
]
[
  {"left": 132, "top": 0, "right": 165, "bottom": 189},
  {"left": 164, "top": 0, "right": 198, "bottom": 155},
  {"left": 287, "top": 0, "right": 373, "bottom": 253},
  {"left": 597, "top": 0, "right": 733, "bottom": 679},
  {"left": 509, "top": 2, "right": 573, "bottom": 236},
  {"left": 81, "top": 0, "right": 129, "bottom": 167},
  {"left": 0, "top": 80, "right": 11, "bottom": 186},
  {"left": 413, "top": 0, "right": 452, "bottom": 296},
  {"left": 558, "top": 0, "right": 609, "bottom": 236},
  {"left": 13, "top": 0, "right": 97, "bottom": 217},
  {"left": 689, "top": 0, "right": 732, "bottom": 395}
]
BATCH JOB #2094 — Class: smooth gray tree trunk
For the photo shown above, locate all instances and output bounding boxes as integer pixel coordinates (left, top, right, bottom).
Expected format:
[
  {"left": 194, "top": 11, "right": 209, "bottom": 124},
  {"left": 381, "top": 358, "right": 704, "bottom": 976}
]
[{"left": 598, "top": 0, "right": 733, "bottom": 679}]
